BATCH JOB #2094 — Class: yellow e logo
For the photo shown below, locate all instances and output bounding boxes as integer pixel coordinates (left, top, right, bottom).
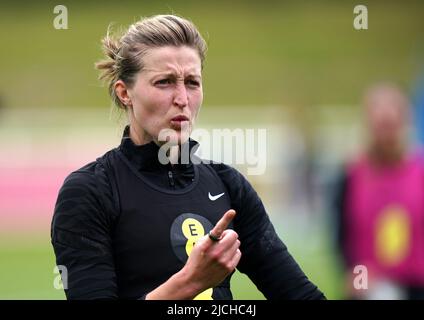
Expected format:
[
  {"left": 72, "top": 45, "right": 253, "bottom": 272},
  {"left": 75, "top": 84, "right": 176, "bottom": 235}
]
[
  {"left": 181, "top": 217, "right": 213, "bottom": 300},
  {"left": 182, "top": 218, "right": 205, "bottom": 256}
]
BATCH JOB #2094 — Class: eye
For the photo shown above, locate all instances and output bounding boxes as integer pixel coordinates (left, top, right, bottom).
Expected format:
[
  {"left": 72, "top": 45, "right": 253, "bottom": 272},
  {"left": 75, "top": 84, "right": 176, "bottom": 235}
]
[
  {"left": 186, "top": 79, "right": 200, "bottom": 88},
  {"left": 155, "top": 79, "right": 172, "bottom": 86}
]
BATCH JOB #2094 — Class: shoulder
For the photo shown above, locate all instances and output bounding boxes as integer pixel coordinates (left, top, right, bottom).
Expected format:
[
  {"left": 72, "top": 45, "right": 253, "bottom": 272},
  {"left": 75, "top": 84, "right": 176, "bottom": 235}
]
[
  {"left": 59, "top": 148, "right": 118, "bottom": 196},
  {"left": 204, "top": 161, "right": 246, "bottom": 187},
  {"left": 344, "top": 153, "right": 368, "bottom": 176},
  {"left": 203, "top": 161, "right": 244, "bottom": 181},
  {"left": 59, "top": 159, "right": 109, "bottom": 199},
  {"left": 53, "top": 151, "right": 118, "bottom": 230}
]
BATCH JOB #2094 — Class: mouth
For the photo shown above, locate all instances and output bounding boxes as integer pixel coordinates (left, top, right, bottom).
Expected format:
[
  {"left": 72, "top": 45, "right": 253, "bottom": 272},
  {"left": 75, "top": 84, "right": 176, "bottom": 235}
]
[
  {"left": 170, "top": 115, "right": 190, "bottom": 130},
  {"left": 171, "top": 115, "right": 189, "bottom": 122}
]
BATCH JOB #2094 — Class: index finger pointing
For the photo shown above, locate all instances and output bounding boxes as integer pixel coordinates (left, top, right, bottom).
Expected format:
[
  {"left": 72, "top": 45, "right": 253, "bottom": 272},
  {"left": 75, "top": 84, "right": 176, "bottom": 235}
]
[{"left": 210, "top": 209, "right": 236, "bottom": 239}]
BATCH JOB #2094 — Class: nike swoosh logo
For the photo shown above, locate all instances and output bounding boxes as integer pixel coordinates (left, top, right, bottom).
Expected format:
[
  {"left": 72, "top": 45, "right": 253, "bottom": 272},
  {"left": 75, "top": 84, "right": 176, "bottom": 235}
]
[{"left": 208, "top": 192, "right": 225, "bottom": 201}]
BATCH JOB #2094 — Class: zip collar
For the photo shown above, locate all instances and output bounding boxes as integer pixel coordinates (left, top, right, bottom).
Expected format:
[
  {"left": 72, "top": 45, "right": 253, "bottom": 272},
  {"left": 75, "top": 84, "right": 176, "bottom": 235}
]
[{"left": 119, "top": 125, "right": 200, "bottom": 172}]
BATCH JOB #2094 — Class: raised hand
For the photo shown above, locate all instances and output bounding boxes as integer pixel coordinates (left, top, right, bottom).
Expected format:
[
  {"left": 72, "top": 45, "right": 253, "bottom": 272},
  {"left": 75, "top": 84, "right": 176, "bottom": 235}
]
[{"left": 181, "top": 209, "right": 242, "bottom": 295}]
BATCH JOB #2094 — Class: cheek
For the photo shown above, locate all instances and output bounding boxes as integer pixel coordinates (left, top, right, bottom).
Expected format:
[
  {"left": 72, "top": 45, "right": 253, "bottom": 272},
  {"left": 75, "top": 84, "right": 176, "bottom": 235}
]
[
  {"left": 135, "top": 89, "right": 171, "bottom": 117},
  {"left": 190, "top": 90, "right": 203, "bottom": 114}
]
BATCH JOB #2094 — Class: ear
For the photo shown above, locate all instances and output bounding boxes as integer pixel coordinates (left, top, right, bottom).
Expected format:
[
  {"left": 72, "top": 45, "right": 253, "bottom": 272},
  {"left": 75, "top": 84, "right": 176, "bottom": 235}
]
[{"left": 114, "top": 80, "right": 132, "bottom": 107}]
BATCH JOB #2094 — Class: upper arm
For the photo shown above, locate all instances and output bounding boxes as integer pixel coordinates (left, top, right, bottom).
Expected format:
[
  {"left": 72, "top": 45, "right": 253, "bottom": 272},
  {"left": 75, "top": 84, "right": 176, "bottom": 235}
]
[
  {"left": 212, "top": 164, "right": 325, "bottom": 299},
  {"left": 51, "top": 165, "right": 118, "bottom": 299}
]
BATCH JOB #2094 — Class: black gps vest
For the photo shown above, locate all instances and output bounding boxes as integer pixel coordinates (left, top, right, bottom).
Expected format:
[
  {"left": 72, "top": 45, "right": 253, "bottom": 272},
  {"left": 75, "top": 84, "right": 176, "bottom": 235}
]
[{"left": 98, "top": 148, "right": 234, "bottom": 299}]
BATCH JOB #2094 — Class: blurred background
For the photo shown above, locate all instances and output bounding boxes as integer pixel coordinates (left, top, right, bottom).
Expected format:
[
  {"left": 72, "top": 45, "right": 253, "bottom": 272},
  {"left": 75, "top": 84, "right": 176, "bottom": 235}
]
[{"left": 0, "top": 0, "right": 423, "bottom": 299}]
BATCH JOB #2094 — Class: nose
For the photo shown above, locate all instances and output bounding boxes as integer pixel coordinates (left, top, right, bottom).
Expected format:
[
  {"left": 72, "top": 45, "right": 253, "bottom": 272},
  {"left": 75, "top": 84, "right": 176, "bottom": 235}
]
[{"left": 173, "top": 82, "right": 188, "bottom": 108}]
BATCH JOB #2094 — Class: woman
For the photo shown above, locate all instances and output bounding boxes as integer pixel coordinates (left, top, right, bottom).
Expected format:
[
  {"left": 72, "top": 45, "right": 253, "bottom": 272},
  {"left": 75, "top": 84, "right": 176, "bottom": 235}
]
[
  {"left": 334, "top": 83, "right": 424, "bottom": 299},
  {"left": 51, "top": 14, "right": 325, "bottom": 300}
]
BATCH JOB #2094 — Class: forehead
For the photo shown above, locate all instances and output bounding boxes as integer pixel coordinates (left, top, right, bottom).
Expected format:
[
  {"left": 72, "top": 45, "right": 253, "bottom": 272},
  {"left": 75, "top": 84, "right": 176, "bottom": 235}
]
[
  {"left": 366, "top": 91, "right": 407, "bottom": 119},
  {"left": 142, "top": 45, "right": 202, "bottom": 76}
]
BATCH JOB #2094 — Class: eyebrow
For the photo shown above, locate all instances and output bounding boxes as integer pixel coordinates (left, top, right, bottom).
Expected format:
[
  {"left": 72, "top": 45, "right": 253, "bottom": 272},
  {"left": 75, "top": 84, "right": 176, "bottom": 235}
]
[{"left": 152, "top": 72, "right": 201, "bottom": 79}]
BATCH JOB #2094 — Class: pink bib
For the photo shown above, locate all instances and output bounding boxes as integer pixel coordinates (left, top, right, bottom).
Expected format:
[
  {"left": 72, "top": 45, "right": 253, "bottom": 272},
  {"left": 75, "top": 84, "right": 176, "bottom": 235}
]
[{"left": 345, "top": 151, "right": 424, "bottom": 285}]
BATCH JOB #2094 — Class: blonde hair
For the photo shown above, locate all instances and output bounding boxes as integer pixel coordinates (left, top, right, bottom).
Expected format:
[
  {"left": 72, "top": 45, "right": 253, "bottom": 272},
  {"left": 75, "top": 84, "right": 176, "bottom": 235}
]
[{"left": 95, "top": 14, "right": 207, "bottom": 109}]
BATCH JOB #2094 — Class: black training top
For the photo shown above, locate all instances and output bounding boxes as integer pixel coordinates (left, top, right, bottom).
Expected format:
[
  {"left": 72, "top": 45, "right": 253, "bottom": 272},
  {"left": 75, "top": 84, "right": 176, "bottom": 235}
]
[{"left": 51, "top": 126, "right": 325, "bottom": 300}]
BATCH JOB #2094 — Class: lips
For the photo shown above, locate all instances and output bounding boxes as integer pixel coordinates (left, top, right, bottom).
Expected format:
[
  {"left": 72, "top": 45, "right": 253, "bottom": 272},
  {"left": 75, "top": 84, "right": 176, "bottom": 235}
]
[
  {"left": 170, "top": 115, "right": 190, "bottom": 131},
  {"left": 171, "top": 115, "right": 189, "bottom": 122}
]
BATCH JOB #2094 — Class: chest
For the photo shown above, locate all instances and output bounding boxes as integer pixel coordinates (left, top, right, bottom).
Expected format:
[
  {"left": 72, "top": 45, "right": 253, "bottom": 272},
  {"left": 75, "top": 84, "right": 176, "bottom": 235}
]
[
  {"left": 347, "top": 161, "right": 424, "bottom": 226},
  {"left": 111, "top": 162, "right": 232, "bottom": 269}
]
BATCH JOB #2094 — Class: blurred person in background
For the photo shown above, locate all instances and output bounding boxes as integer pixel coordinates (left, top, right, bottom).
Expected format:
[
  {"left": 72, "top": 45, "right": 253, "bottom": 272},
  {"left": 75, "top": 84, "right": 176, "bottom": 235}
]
[
  {"left": 333, "top": 83, "right": 424, "bottom": 299},
  {"left": 50, "top": 14, "right": 325, "bottom": 300}
]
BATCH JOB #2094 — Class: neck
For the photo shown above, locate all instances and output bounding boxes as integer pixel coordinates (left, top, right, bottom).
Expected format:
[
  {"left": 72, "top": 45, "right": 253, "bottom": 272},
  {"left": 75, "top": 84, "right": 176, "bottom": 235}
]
[
  {"left": 367, "top": 142, "right": 406, "bottom": 166},
  {"left": 129, "top": 125, "right": 155, "bottom": 146}
]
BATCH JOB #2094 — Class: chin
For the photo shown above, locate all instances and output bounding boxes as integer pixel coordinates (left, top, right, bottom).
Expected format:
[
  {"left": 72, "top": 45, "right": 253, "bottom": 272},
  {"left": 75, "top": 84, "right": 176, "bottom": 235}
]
[
  {"left": 157, "top": 128, "right": 190, "bottom": 146},
  {"left": 171, "top": 132, "right": 190, "bottom": 145},
  {"left": 178, "top": 134, "right": 190, "bottom": 145}
]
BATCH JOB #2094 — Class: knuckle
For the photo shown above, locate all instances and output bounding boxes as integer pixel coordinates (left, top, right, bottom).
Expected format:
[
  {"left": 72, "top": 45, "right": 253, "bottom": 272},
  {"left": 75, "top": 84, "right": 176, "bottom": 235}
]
[
  {"left": 196, "top": 236, "right": 206, "bottom": 246},
  {"left": 217, "top": 256, "right": 228, "bottom": 267},
  {"left": 225, "top": 262, "right": 235, "bottom": 272},
  {"left": 210, "top": 251, "right": 220, "bottom": 261},
  {"left": 194, "top": 237, "right": 207, "bottom": 250},
  {"left": 225, "top": 230, "right": 238, "bottom": 240},
  {"left": 220, "top": 229, "right": 229, "bottom": 237},
  {"left": 215, "top": 231, "right": 223, "bottom": 239}
]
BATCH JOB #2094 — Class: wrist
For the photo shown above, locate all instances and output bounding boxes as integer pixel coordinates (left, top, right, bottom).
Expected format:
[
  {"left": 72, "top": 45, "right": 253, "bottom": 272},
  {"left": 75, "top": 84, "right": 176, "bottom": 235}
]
[
  {"left": 145, "top": 267, "right": 202, "bottom": 300},
  {"left": 174, "top": 266, "right": 203, "bottom": 300}
]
